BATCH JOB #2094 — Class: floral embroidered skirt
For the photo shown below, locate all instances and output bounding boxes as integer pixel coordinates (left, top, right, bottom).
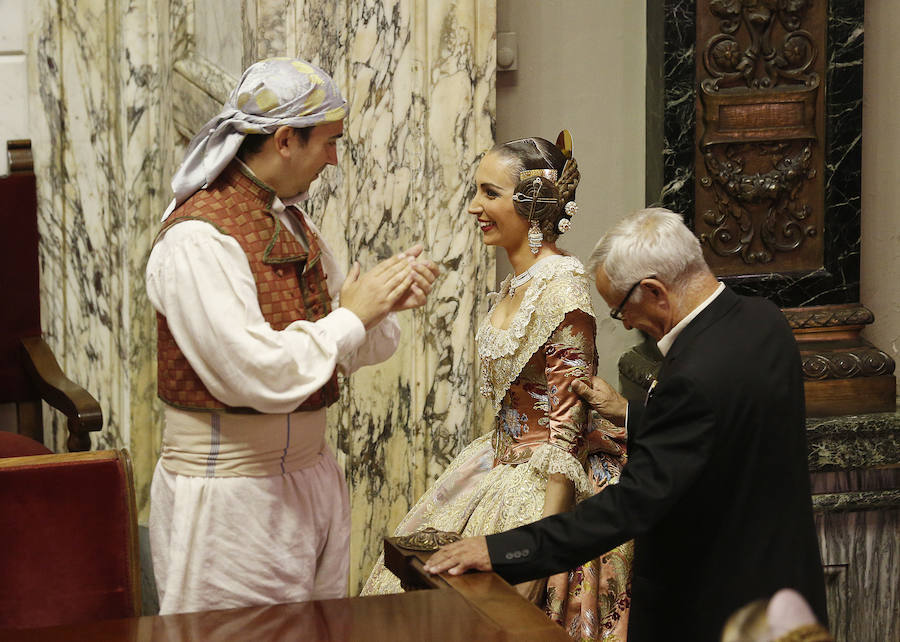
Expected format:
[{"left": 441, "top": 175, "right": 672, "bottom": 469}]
[{"left": 360, "top": 433, "right": 632, "bottom": 641}]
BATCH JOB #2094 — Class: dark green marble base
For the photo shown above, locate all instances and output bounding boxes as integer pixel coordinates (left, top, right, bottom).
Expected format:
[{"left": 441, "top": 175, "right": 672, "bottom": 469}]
[{"left": 807, "top": 410, "right": 900, "bottom": 472}]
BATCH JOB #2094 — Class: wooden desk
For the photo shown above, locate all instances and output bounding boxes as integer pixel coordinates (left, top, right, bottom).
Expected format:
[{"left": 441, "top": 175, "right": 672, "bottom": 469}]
[
  {"left": 0, "top": 589, "right": 541, "bottom": 642},
  {"left": 0, "top": 540, "right": 569, "bottom": 641}
]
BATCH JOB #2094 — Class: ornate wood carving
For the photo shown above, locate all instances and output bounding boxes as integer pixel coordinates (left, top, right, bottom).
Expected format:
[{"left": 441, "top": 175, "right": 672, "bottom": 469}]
[
  {"left": 801, "top": 346, "right": 895, "bottom": 381},
  {"left": 787, "top": 300, "right": 895, "bottom": 414},
  {"left": 618, "top": 301, "right": 895, "bottom": 416},
  {"left": 695, "top": 0, "right": 827, "bottom": 275},
  {"left": 784, "top": 304, "right": 875, "bottom": 331},
  {"left": 394, "top": 527, "right": 461, "bottom": 552}
]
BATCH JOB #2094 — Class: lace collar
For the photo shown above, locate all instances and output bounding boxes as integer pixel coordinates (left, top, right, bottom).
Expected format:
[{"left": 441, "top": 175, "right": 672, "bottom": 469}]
[{"left": 476, "top": 255, "right": 595, "bottom": 410}]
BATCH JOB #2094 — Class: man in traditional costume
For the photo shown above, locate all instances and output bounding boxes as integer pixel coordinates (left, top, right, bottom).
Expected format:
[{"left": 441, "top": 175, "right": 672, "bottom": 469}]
[{"left": 146, "top": 58, "right": 437, "bottom": 615}]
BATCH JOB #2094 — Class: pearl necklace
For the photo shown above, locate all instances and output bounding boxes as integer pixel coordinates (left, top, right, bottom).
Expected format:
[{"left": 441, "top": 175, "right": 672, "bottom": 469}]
[{"left": 508, "top": 258, "right": 549, "bottom": 297}]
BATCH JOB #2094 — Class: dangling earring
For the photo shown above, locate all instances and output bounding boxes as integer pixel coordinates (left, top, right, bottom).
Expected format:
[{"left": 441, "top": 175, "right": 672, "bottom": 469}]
[{"left": 528, "top": 221, "right": 543, "bottom": 255}]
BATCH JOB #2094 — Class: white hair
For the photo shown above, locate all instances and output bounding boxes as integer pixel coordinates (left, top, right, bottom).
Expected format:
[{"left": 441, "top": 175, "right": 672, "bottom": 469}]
[{"left": 587, "top": 207, "right": 710, "bottom": 301}]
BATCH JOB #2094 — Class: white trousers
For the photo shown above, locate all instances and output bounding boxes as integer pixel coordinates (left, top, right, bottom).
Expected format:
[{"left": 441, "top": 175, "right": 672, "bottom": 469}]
[{"left": 148, "top": 449, "right": 350, "bottom": 615}]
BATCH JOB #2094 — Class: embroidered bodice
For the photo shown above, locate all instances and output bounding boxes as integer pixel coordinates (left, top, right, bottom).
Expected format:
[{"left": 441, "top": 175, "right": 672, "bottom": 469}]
[{"left": 476, "top": 255, "right": 597, "bottom": 495}]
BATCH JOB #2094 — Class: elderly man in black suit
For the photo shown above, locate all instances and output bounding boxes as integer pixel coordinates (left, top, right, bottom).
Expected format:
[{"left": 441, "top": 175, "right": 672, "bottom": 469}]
[{"left": 424, "top": 208, "right": 827, "bottom": 641}]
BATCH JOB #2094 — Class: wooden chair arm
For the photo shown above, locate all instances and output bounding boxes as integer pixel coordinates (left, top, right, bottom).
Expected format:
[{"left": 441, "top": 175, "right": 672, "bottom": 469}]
[{"left": 20, "top": 336, "right": 103, "bottom": 451}]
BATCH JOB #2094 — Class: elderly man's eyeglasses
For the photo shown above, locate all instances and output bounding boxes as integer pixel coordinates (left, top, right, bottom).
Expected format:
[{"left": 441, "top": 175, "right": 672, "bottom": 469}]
[{"left": 609, "top": 276, "right": 656, "bottom": 321}]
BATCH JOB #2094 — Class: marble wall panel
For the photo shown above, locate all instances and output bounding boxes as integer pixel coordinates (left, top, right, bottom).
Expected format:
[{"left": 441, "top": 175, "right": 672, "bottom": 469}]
[
  {"left": 171, "top": 57, "right": 232, "bottom": 139},
  {"left": 52, "top": 0, "right": 125, "bottom": 458},
  {"left": 656, "top": 0, "right": 696, "bottom": 222},
  {"left": 0, "top": 55, "right": 29, "bottom": 176},
  {"left": 254, "top": 0, "right": 291, "bottom": 60},
  {"left": 194, "top": 0, "right": 244, "bottom": 77},
  {"left": 29, "top": 0, "right": 178, "bottom": 517},
  {"left": 0, "top": 0, "right": 28, "bottom": 176},
  {"left": 0, "top": 0, "right": 27, "bottom": 51},
  {"left": 282, "top": 0, "right": 497, "bottom": 592},
  {"left": 119, "top": 0, "right": 173, "bottom": 516}
]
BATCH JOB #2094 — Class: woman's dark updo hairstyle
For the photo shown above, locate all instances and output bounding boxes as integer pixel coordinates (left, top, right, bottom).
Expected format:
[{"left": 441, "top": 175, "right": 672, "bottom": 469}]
[{"left": 490, "top": 133, "right": 580, "bottom": 243}]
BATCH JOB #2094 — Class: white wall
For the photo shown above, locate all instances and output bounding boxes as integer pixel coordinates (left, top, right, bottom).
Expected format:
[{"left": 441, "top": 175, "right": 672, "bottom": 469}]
[
  {"left": 496, "top": 0, "right": 647, "bottom": 386},
  {"left": 861, "top": 2, "right": 900, "bottom": 395},
  {"left": 0, "top": 0, "right": 29, "bottom": 176}
]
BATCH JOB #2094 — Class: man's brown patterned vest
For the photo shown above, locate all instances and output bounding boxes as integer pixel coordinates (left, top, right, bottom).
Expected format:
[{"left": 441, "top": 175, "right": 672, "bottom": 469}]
[{"left": 156, "top": 162, "right": 340, "bottom": 412}]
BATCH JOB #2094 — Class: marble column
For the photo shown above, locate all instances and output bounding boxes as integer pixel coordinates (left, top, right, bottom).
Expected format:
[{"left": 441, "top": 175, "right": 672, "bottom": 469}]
[
  {"left": 290, "top": 0, "right": 498, "bottom": 593},
  {"left": 27, "top": 0, "right": 176, "bottom": 513}
]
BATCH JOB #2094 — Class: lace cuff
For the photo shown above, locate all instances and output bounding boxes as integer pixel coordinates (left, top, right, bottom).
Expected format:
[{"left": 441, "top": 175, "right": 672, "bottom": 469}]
[{"left": 527, "top": 443, "right": 592, "bottom": 498}]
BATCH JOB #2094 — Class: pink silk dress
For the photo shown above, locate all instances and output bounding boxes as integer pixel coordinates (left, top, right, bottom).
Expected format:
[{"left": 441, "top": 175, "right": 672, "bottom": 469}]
[{"left": 362, "top": 255, "right": 632, "bottom": 641}]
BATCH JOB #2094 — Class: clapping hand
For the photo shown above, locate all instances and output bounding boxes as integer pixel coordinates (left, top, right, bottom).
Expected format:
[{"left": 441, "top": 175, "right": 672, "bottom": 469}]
[
  {"left": 391, "top": 244, "right": 440, "bottom": 312},
  {"left": 340, "top": 244, "right": 440, "bottom": 329},
  {"left": 340, "top": 253, "right": 415, "bottom": 329}
]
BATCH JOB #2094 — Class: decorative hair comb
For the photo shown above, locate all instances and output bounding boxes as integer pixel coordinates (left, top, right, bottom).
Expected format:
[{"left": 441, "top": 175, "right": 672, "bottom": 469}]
[
  {"left": 519, "top": 168, "right": 558, "bottom": 182},
  {"left": 555, "top": 129, "right": 577, "bottom": 234},
  {"left": 556, "top": 130, "right": 573, "bottom": 158}
]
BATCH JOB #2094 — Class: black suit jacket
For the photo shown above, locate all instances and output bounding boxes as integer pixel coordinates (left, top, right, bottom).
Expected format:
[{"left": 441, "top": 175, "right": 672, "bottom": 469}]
[{"left": 486, "top": 287, "right": 826, "bottom": 641}]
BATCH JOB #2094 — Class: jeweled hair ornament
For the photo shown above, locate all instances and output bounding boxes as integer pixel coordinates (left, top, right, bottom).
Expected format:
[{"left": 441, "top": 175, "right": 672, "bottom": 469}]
[
  {"left": 554, "top": 129, "right": 578, "bottom": 235},
  {"left": 519, "top": 168, "right": 558, "bottom": 182},
  {"left": 514, "top": 176, "right": 547, "bottom": 255},
  {"left": 511, "top": 179, "right": 558, "bottom": 207}
]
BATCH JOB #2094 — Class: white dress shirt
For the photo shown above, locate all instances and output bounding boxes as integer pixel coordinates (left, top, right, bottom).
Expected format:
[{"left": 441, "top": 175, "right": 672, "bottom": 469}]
[{"left": 656, "top": 282, "right": 725, "bottom": 357}]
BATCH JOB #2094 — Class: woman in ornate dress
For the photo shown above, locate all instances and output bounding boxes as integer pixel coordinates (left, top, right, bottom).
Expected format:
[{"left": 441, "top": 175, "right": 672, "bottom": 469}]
[{"left": 362, "top": 133, "right": 632, "bottom": 641}]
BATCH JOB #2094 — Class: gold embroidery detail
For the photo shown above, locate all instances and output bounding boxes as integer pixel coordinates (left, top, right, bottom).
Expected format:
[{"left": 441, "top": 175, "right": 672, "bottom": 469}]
[{"left": 520, "top": 168, "right": 558, "bottom": 182}]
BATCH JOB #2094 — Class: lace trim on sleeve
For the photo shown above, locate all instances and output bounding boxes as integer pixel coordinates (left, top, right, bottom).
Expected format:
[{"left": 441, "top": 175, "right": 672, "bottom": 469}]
[
  {"left": 526, "top": 443, "right": 593, "bottom": 499},
  {"left": 476, "top": 256, "right": 594, "bottom": 411}
]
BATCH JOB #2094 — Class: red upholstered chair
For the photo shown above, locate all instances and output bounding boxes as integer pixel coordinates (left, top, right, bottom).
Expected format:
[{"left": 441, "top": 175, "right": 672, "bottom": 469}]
[
  {"left": 0, "top": 431, "right": 52, "bottom": 458},
  {"left": 0, "top": 140, "right": 102, "bottom": 451},
  {"left": 0, "top": 449, "right": 141, "bottom": 629}
]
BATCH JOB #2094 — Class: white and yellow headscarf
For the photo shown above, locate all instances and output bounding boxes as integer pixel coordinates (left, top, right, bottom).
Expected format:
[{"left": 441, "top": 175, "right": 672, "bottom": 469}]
[{"left": 162, "top": 57, "right": 347, "bottom": 220}]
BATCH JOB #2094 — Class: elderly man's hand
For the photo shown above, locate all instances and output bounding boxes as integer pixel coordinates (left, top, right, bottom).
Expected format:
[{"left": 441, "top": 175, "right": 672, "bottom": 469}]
[
  {"left": 422, "top": 536, "right": 492, "bottom": 576},
  {"left": 571, "top": 376, "right": 628, "bottom": 426}
]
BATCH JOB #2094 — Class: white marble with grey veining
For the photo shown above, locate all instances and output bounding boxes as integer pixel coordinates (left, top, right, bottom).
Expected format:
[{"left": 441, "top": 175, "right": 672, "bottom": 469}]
[
  {"left": 28, "top": 0, "right": 176, "bottom": 516},
  {"left": 194, "top": 0, "right": 244, "bottom": 77},
  {"left": 288, "top": 0, "right": 497, "bottom": 592}
]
